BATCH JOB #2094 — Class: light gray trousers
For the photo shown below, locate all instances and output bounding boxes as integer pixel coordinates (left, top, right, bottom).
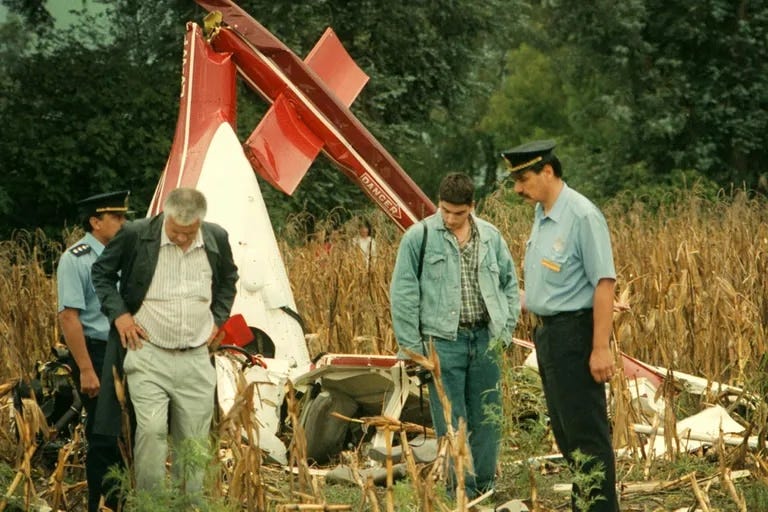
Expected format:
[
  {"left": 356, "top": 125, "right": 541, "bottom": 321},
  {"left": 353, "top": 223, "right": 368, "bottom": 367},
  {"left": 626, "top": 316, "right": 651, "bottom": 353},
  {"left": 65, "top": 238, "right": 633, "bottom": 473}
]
[{"left": 123, "top": 342, "right": 216, "bottom": 493}]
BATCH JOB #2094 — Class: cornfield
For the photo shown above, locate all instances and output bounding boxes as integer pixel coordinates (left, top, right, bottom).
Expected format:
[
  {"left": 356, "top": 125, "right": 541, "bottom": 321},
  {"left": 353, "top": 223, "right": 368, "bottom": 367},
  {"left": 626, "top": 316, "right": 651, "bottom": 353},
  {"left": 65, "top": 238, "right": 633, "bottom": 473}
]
[
  {"left": 1, "top": 188, "right": 767, "bottom": 510},
  {"left": 287, "top": 188, "right": 768, "bottom": 385}
]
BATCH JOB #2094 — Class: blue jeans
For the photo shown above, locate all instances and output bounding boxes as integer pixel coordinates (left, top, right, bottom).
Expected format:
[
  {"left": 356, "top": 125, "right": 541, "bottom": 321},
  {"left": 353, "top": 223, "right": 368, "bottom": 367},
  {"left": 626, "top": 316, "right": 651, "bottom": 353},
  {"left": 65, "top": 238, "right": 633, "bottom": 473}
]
[{"left": 427, "top": 326, "right": 501, "bottom": 498}]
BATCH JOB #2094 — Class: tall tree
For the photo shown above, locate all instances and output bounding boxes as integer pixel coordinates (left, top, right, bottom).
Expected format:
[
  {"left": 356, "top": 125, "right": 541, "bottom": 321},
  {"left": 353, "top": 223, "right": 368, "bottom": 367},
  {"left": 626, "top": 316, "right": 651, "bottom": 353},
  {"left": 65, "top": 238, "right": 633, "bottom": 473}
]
[
  {"left": 522, "top": 0, "right": 768, "bottom": 193},
  {"left": 0, "top": 1, "right": 522, "bottom": 237},
  {"left": 0, "top": 0, "right": 54, "bottom": 30},
  {"left": 0, "top": 5, "right": 179, "bottom": 237}
]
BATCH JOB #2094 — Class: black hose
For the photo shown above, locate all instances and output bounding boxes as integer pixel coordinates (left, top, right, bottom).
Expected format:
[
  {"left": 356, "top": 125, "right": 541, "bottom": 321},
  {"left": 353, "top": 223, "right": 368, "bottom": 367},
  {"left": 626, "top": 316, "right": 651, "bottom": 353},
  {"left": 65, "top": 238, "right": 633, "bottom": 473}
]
[
  {"left": 53, "top": 387, "right": 82, "bottom": 434},
  {"left": 216, "top": 344, "right": 267, "bottom": 371}
]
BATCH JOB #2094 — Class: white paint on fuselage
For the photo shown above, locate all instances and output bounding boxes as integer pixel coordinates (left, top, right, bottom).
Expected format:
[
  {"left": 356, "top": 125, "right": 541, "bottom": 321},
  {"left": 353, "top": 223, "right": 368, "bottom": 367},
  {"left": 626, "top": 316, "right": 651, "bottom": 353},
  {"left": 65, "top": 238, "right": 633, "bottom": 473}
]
[{"left": 196, "top": 122, "right": 311, "bottom": 373}]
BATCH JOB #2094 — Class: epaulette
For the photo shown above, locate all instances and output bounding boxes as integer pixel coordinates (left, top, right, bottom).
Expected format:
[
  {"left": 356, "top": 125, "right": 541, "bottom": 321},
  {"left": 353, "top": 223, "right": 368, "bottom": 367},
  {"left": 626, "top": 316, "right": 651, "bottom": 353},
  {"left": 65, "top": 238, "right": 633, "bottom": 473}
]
[{"left": 69, "top": 243, "right": 92, "bottom": 257}]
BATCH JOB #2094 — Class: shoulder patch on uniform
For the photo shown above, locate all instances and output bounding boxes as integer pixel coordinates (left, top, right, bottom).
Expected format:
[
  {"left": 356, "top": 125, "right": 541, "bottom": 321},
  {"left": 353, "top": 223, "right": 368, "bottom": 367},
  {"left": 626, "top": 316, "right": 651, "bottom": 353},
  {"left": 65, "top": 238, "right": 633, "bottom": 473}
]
[{"left": 69, "top": 243, "right": 91, "bottom": 257}]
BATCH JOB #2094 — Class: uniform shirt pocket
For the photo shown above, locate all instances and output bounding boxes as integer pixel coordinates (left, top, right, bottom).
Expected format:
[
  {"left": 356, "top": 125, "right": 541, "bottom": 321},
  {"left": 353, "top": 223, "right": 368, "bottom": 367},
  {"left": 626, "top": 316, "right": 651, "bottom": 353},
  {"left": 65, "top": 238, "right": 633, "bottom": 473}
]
[{"left": 541, "top": 253, "right": 569, "bottom": 286}]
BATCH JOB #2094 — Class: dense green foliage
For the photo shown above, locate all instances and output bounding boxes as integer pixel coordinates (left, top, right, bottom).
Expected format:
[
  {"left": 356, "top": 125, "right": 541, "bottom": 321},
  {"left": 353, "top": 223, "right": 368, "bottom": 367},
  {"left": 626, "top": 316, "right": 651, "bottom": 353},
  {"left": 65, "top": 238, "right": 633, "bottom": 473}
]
[
  {"left": 483, "top": 0, "right": 768, "bottom": 200},
  {"left": 0, "top": 1, "right": 192, "bottom": 236},
  {"left": 0, "top": 0, "right": 517, "bottom": 237},
  {"left": 0, "top": 0, "right": 766, "bottom": 237}
]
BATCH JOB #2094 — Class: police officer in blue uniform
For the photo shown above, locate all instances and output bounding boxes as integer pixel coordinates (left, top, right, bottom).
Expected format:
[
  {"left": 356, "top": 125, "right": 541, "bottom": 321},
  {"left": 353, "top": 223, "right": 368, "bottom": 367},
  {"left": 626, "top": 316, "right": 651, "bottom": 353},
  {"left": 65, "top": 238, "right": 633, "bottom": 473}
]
[
  {"left": 501, "top": 141, "right": 619, "bottom": 512},
  {"left": 57, "top": 190, "right": 129, "bottom": 512}
]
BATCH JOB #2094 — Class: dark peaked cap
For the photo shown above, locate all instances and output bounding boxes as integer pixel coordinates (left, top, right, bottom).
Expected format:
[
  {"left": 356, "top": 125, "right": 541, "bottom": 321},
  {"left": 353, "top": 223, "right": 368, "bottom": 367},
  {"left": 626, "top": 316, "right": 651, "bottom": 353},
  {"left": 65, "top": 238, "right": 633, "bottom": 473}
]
[
  {"left": 500, "top": 139, "right": 557, "bottom": 175},
  {"left": 77, "top": 190, "right": 130, "bottom": 217}
]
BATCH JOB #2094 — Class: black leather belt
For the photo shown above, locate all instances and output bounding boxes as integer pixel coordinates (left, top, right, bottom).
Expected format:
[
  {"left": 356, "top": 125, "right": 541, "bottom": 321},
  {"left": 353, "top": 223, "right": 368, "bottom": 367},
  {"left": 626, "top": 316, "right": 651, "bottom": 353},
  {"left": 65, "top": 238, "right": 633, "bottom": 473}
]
[
  {"left": 458, "top": 320, "right": 488, "bottom": 330},
  {"left": 84, "top": 336, "right": 107, "bottom": 344},
  {"left": 536, "top": 308, "right": 592, "bottom": 326}
]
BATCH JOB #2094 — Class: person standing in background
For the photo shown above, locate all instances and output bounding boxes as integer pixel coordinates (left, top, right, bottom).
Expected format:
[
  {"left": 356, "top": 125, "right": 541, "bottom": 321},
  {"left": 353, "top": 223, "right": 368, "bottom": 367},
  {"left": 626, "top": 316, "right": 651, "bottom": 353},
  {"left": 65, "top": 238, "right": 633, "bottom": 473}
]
[{"left": 354, "top": 218, "right": 377, "bottom": 265}]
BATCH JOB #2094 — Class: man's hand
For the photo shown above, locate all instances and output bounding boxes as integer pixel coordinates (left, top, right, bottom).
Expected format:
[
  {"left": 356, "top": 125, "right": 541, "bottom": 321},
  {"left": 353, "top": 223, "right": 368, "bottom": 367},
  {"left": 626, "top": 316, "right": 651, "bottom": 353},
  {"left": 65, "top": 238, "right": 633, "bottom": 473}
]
[
  {"left": 206, "top": 325, "right": 225, "bottom": 351},
  {"left": 79, "top": 367, "right": 100, "bottom": 398},
  {"left": 589, "top": 345, "right": 616, "bottom": 383},
  {"left": 115, "top": 313, "right": 147, "bottom": 350}
]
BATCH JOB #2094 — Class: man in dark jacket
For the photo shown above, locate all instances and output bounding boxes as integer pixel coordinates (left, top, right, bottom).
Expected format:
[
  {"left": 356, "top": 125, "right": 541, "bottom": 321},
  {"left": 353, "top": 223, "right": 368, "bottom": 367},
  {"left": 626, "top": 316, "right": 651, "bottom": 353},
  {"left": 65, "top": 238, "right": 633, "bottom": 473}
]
[{"left": 92, "top": 187, "right": 238, "bottom": 493}]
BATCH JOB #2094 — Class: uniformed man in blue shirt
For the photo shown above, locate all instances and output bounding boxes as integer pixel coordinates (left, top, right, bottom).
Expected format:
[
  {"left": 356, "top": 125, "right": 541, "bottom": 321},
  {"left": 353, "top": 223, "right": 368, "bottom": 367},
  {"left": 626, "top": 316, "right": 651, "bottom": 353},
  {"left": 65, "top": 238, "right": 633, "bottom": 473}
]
[
  {"left": 57, "top": 190, "right": 129, "bottom": 512},
  {"left": 501, "top": 141, "right": 619, "bottom": 512}
]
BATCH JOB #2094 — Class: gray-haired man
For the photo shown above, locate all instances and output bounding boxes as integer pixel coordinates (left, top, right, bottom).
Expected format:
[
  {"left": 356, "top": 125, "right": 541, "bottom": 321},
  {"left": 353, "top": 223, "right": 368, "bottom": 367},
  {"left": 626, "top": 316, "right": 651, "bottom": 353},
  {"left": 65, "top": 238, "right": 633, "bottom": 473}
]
[{"left": 92, "top": 187, "right": 238, "bottom": 493}]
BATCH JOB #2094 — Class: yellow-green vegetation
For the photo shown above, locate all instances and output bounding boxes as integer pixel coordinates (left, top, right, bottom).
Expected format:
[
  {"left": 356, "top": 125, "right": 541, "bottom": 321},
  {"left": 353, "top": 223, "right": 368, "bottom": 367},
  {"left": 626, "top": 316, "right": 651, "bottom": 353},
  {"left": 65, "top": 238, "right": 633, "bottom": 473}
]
[{"left": 1, "top": 189, "right": 767, "bottom": 510}]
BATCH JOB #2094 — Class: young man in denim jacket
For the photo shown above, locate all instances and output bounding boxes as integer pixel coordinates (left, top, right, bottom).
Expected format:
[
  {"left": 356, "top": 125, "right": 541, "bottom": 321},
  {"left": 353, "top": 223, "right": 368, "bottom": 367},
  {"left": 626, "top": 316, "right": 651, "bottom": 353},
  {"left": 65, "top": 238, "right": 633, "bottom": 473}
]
[{"left": 390, "top": 172, "right": 520, "bottom": 500}]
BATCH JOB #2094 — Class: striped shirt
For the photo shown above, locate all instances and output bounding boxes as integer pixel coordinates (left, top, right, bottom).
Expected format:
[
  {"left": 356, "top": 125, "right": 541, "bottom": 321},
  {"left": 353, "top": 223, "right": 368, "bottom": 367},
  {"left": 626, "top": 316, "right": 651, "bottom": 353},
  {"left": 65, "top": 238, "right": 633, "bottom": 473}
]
[
  {"left": 134, "top": 222, "right": 214, "bottom": 349},
  {"left": 458, "top": 220, "right": 487, "bottom": 324}
]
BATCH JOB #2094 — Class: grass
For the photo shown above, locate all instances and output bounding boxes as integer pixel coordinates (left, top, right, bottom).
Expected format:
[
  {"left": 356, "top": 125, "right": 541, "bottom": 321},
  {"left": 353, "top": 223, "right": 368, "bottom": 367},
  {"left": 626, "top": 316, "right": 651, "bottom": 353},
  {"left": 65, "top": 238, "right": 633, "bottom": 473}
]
[{"left": 1, "top": 189, "right": 768, "bottom": 510}]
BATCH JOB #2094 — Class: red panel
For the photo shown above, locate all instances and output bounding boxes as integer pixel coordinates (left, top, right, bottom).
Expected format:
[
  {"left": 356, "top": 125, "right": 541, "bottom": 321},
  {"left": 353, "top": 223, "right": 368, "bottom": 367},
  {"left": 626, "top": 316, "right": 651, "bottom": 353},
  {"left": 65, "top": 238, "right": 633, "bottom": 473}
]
[
  {"left": 621, "top": 353, "right": 665, "bottom": 387},
  {"left": 304, "top": 28, "right": 369, "bottom": 107},
  {"left": 195, "top": 0, "right": 436, "bottom": 230},
  {"left": 244, "top": 95, "right": 323, "bottom": 195},
  {"left": 316, "top": 355, "right": 400, "bottom": 369},
  {"left": 241, "top": 28, "right": 369, "bottom": 195},
  {"left": 219, "top": 313, "right": 255, "bottom": 347},
  {"left": 149, "top": 23, "right": 237, "bottom": 215}
]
